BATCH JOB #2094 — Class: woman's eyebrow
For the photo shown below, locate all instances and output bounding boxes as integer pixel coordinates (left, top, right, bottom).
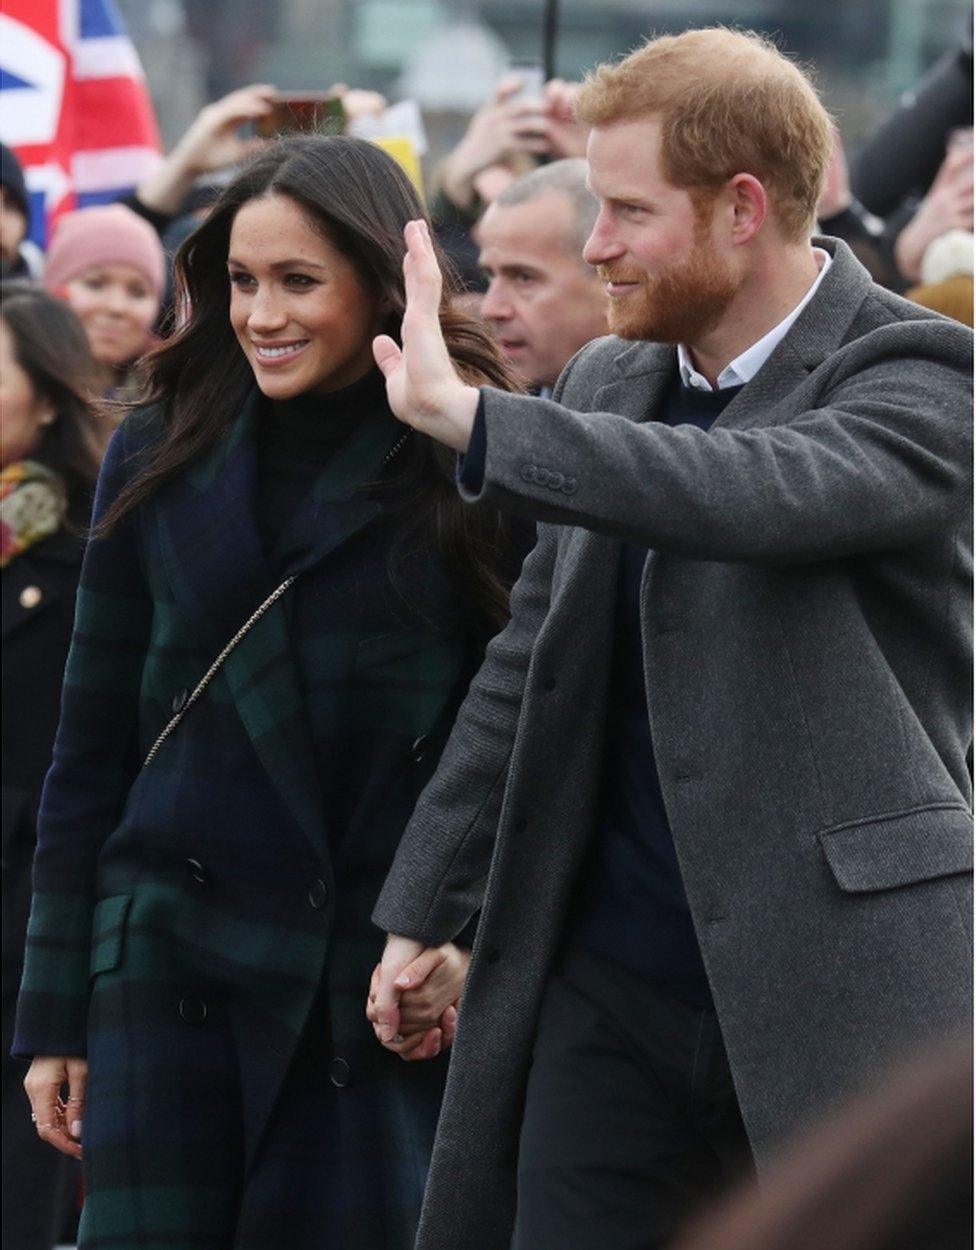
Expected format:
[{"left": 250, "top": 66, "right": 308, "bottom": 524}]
[{"left": 226, "top": 257, "right": 327, "bottom": 270}]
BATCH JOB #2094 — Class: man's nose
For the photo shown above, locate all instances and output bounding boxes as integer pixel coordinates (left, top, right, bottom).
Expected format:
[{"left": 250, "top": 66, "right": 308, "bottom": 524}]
[
  {"left": 582, "top": 209, "right": 625, "bottom": 267},
  {"left": 481, "top": 281, "right": 514, "bottom": 322}
]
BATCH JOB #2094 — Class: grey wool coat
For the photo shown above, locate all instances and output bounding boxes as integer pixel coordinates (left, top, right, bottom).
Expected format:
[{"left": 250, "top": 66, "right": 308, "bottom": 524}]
[{"left": 373, "top": 239, "right": 974, "bottom": 1250}]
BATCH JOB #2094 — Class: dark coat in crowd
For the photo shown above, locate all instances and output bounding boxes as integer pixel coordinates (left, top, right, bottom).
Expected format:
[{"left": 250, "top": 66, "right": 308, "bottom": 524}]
[
  {"left": 3, "top": 520, "right": 86, "bottom": 1250},
  {"left": 13, "top": 395, "right": 499, "bottom": 1250},
  {"left": 374, "top": 239, "right": 974, "bottom": 1249}
]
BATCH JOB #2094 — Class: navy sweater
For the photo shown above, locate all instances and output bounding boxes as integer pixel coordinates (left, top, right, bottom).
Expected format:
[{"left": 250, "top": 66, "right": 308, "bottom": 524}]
[{"left": 569, "top": 375, "right": 743, "bottom": 1005}]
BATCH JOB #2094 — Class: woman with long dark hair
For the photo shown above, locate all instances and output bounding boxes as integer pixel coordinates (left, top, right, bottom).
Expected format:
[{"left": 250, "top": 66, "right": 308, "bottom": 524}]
[
  {"left": 14, "top": 137, "right": 525, "bottom": 1250},
  {"left": 1, "top": 282, "right": 106, "bottom": 1250}
]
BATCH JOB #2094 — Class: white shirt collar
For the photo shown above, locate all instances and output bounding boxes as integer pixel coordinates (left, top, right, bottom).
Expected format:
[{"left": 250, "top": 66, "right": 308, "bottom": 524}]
[{"left": 677, "top": 247, "right": 832, "bottom": 392}]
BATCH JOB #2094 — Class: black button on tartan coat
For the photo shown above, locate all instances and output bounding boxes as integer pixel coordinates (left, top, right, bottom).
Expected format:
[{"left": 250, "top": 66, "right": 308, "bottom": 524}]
[{"left": 13, "top": 393, "right": 499, "bottom": 1249}]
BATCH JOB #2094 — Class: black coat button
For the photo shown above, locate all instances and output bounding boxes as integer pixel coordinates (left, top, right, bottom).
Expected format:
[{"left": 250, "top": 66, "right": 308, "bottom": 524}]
[
  {"left": 329, "top": 1057, "right": 351, "bottom": 1088},
  {"left": 178, "top": 996, "right": 207, "bottom": 1025},
  {"left": 515, "top": 817, "right": 528, "bottom": 833},
  {"left": 185, "top": 858, "right": 208, "bottom": 887},
  {"left": 410, "top": 735, "right": 428, "bottom": 763},
  {"left": 542, "top": 677, "right": 556, "bottom": 691},
  {"left": 308, "top": 878, "right": 329, "bottom": 910},
  {"left": 172, "top": 687, "right": 189, "bottom": 714}
]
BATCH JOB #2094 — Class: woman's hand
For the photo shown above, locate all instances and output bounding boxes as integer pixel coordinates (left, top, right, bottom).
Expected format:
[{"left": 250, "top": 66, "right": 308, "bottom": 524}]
[{"left": 24, "top": 1055, "right": 87, "bottom": 1158}]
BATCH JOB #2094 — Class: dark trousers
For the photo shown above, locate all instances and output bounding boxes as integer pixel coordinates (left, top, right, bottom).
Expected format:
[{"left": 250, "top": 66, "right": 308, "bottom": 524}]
[{"left": 512, "top": 947, "right": 753, "bottom": 1250}]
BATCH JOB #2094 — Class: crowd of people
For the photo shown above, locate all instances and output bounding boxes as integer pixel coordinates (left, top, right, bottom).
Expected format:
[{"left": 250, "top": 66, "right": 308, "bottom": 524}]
[{"left": 0, "top": 22, "right": 972, "bottom": 1250}]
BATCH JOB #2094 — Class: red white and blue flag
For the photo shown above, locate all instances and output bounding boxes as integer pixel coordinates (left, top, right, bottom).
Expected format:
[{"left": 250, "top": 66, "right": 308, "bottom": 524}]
[{"left": 0, "top": 0, "right": 162, "bottom": 245}]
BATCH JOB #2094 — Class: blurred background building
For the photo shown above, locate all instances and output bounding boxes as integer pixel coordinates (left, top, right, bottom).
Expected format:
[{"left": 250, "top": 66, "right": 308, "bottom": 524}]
[{"left": 104, "top": 0, "right": 976, "bottom": 180}]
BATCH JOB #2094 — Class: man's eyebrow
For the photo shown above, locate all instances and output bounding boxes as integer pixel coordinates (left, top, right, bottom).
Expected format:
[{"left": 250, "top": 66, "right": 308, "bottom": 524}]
[
  {"left": 481, "top": 262, "right": 544, "bottom": 277},
  {"left": 226, "top": 257, "right": 327, "bottom": 270}
]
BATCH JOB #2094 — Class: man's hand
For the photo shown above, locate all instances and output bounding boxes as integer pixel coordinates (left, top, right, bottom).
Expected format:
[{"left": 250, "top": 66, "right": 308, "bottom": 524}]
[
  {"left": 24, "top": 1055, "right": 87, "bottom": 1159},
  {"left": 373, "top": 220, "right": 480, "bottom": 452}
]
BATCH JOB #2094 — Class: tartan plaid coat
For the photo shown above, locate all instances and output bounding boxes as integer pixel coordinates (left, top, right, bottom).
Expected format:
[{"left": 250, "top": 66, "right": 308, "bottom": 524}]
[{"left": 13, "top": 390, "right": 503, "bottom": 1249}]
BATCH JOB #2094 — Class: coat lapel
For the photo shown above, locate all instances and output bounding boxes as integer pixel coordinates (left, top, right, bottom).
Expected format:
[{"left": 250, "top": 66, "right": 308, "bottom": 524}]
[
  {"left": 154, "top": 392, "right": 404, "bottom": 864},
  {"left": 711, "top": 237, "right": 875, "bottom": 433}
]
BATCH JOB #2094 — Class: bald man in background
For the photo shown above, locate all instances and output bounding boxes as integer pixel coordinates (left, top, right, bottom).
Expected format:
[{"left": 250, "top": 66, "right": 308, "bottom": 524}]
[{"left": 477, "top": 159, "right": 609, "bottom": 394}]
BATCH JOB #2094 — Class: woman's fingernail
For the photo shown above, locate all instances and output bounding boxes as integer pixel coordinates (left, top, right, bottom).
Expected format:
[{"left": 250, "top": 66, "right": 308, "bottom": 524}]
[
  {"left": 71, "top": 1120, "right": 82, "bottom": 1139},
  {"left": 394, "top": 973, "right": 411, "bottom": 987},
  {"left": 379, "top": 1025, "right": 394, "bottom": 1042}
]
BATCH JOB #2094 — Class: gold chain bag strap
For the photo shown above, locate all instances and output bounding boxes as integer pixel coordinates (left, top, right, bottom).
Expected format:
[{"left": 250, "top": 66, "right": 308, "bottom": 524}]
[
  {"left": 142, "top": 574, "right": 297, "bottom": 767},
  {"left": 141, "top": 426, "right": 410, "bottom": 769}
]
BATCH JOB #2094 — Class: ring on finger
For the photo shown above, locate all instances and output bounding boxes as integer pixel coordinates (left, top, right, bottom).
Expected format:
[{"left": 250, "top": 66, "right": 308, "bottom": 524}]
[
  {"left": 392, "top": 1033, "right": 404, "bottom": 1044},
  {"left": 66, "top": 1097, "right": 83, "bottom": 1104}
]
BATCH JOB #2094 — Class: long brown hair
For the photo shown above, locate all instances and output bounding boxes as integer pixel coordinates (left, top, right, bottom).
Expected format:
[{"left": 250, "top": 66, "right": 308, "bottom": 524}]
[
  {"left": 0, "top": 281, "right": 107, "bottom": 505},
  {"left": 99, "top": 136, "right": 522, "bottom": 628}
]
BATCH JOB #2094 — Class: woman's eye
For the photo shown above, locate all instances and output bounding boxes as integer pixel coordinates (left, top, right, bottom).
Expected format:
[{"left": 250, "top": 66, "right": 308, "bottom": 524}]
[
  {"left": 285, "top": 274, "right": 315, "bottom": 288},
  {"left": 229, "top": 272, "right": 255, "bottom": 289}
]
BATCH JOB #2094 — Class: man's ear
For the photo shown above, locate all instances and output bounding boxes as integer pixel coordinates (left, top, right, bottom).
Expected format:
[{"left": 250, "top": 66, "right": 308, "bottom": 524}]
[{"left": 726, "top": 173, "right": 767, "bottom": 245}]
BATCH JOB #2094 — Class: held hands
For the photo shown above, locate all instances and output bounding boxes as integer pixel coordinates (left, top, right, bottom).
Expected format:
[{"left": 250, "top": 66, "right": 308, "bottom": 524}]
[
  {"left": 367, "top": 933, "right": 470, "bottom": 1061},
  {"left": 372, "top": 220, "right": 480, "bottom": 452},
  {"left": 24, "top": 1055, "right": 87, "bottom": 1158}
]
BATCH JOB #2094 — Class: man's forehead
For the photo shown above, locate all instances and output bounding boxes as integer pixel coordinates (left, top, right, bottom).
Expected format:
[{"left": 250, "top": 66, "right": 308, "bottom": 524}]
[
  {"left": 478, "top": 195, "right": 578, "bottom": 261},
  {"left": 586, "top": 117, "right": 665, "bottom": 192}
]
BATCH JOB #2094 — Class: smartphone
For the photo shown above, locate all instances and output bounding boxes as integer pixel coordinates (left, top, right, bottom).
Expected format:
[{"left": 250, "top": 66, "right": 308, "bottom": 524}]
[
  {"left": 508, "top": 60, "right": 545, "bottom": 105},
  {"left": 255, "top": 93, "right": 345, "bottom": 139}
]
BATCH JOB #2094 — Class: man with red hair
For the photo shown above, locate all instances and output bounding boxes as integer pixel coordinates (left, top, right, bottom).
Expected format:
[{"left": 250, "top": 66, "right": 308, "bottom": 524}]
[{"left": 370, "top": 28, "right": 972, "bottom": 1250}]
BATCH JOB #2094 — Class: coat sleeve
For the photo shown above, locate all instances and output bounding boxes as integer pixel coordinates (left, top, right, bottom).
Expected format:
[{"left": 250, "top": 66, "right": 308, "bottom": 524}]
[
  {"left": 13, "top": 421, "right": 155, "bottom": 1058},
  {"left": 372, "top": 525, "right": 557, "bottom": 946},
  {"left": 461, "top": 320, "right": 973, "bottom": 564}
]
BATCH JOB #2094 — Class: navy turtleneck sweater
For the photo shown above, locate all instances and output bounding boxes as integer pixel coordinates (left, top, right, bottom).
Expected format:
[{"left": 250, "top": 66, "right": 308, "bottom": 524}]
[{"left": 256, "top": 368, "right": 388, "bottom": 560}]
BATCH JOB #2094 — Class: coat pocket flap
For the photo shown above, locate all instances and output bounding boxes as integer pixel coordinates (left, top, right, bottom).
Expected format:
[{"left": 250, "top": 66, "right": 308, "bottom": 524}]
[
  {"left": 90, "top": 894, "right": 132, "bottom": 976},
  {"left": 818, "top": 805, "right": 973, "bottom": 894}
]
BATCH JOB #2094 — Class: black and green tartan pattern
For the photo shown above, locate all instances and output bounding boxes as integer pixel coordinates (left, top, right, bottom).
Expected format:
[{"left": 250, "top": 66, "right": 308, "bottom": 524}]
[{"left": 15, "top": 395, "right": 489, "bottom": 1248}]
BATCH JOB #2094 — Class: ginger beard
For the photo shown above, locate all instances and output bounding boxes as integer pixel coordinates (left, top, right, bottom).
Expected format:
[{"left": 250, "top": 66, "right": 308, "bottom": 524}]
[{"left": 600, "top": 202, "right": 740, "bottom": 345}]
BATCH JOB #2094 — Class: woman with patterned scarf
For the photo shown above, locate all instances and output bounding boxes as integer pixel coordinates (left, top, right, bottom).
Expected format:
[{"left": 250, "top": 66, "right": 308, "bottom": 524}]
[{"left": 0, "top": 282, "right": 108, "bottom": 1250}]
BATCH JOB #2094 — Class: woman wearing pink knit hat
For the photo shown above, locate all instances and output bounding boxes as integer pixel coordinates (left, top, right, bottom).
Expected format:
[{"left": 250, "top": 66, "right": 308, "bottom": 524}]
[{"left": 43, "top": 203, "right": 166, "bottom": 398}]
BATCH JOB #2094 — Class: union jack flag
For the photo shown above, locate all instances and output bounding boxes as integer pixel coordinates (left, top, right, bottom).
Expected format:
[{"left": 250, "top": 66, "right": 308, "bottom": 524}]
[{"left": 0, "top": 0, "right": 162, "bottom": 246}]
